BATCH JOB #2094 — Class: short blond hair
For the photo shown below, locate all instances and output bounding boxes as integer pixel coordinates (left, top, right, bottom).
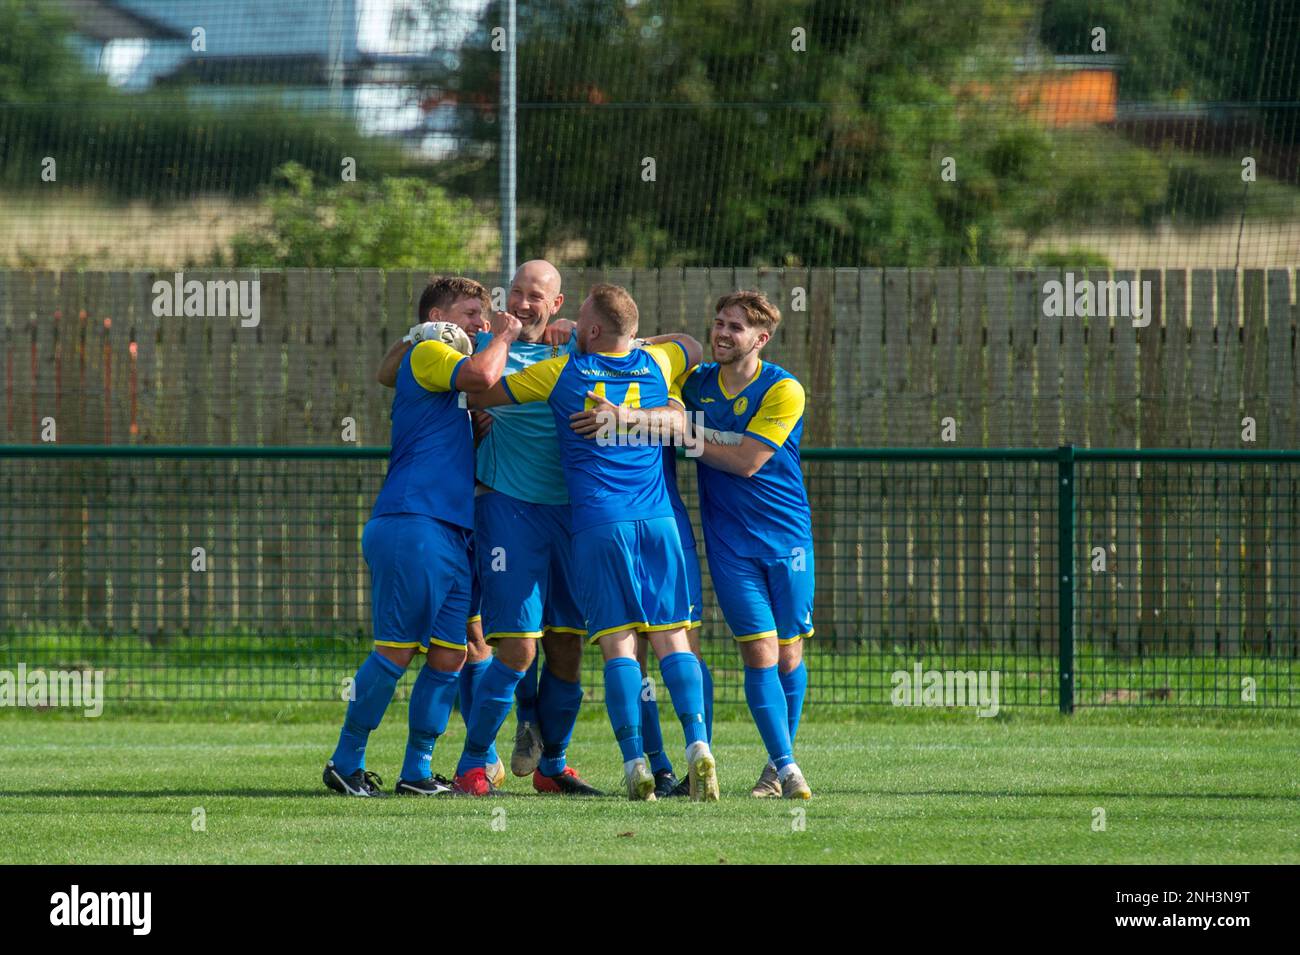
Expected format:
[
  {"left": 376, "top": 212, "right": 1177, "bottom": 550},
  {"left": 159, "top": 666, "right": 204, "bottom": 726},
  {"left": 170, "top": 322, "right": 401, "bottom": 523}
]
[
  {"left": 587, "top": 283, "right": 639, "bottom": 337},
  {"left": 715, "top": 289, "right": 781, "bottom": 334}
]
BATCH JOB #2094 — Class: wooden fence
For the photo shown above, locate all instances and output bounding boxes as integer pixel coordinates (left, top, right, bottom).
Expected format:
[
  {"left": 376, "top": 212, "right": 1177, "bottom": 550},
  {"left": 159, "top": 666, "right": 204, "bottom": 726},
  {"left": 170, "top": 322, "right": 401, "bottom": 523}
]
[
  {"left": 0, "top": 268, "right": 1296, "bottom": 654},
  {"left": 1, "top": 267, "right": 1296, "bottom": 450}
]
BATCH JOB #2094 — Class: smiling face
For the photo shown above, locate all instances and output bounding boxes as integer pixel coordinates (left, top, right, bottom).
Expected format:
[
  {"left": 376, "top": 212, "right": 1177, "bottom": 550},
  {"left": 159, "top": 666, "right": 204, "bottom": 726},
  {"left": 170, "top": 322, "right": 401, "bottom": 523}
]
[
  {"left": 437, "top": 295, "right": 489, "bottom": 336},
  {"left": 710, "top": 304, "right": 770, "bottom": 365},
  {"left": 508, "top": 260, "right": 564, "bottom": 339}
]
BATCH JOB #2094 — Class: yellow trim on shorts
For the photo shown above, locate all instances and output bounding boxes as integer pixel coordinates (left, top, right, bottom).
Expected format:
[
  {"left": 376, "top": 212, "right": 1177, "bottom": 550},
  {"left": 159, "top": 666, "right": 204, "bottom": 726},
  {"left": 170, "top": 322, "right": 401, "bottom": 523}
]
[
  {"left": 688, "top": 619, "right": 702, "bottom": 630},
  {"left": 587, "top": 619, "right": 694, "bottom": 644},
  {"left": 641, "top": 619, "right": 693, "bottom": 633},
  {"left": 428, "top": 636, "right": 467, "bottom": 651},
  {"left": 733, "top": 629, "right": 779, "bottom": 643},
  {"left": 587, "top": 621, "right": 648, "bottom": 643},
  {"left": 374, "top": 639, "right": 421, "bottom": 649},
  {"left": 778, "top": 628, "right": 814, "bottom": 646},
  {"left": 543, "top": 626, "right": 587, "bottom": 636},
  {"left": 486, "top": 630, "right": 544, "bottom": 641}
]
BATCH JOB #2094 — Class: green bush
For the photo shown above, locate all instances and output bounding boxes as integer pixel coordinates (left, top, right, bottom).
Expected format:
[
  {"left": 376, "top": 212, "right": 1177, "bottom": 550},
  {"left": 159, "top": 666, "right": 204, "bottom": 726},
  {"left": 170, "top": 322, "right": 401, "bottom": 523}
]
[{"left": 224, "top": 162, "right": 497, "bottom": 270}]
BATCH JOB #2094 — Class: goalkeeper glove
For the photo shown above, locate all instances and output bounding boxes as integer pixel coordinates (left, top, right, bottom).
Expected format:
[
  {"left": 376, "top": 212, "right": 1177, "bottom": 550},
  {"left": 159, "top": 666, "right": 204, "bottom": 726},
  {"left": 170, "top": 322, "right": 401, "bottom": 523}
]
[{"left": 404, "top": 321, "right": 473, "bottom": 356}]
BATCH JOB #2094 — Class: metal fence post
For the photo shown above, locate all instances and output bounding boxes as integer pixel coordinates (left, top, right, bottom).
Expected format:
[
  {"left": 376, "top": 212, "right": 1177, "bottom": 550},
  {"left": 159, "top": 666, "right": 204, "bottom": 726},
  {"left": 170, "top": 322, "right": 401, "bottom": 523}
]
[{"left": 1058, "top": 444, "right": 1075, "bottom": 714}]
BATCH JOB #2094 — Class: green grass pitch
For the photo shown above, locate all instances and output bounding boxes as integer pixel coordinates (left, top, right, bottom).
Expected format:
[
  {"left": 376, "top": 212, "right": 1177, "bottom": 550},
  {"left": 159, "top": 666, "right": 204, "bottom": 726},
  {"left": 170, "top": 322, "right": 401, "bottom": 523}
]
[{"left": 1, "top": 708, "right": 1296, "bottom": 864}]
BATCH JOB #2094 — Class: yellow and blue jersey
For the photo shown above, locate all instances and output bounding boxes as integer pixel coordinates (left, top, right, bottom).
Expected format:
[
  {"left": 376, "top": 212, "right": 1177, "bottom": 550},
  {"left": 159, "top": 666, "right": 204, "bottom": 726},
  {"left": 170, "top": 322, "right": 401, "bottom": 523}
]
[
  {"left": 501, "top": 342, "right": 690, "bottom": 534},
  {"left": 371, "top": 340, "right": 474, "bottom": 530},
  {"left": 681, "top": 360, "right": 812, "bottom": 558},
  {"left": 473, "top": 332, "right": 574, "bottom": 506}
]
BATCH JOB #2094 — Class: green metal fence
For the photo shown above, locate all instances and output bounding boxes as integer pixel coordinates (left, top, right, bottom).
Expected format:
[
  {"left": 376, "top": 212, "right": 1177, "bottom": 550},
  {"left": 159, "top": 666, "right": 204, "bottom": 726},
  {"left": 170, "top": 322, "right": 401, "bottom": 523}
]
[{"left": 0, "top": 446, "right": 1295, "bottom": 709}]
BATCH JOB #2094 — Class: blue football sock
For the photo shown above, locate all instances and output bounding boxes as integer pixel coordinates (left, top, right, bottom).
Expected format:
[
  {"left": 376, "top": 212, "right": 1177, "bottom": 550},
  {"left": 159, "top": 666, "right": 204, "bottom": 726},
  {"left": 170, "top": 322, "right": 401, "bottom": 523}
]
[
  {"left": 660, "top": 651, "right": 708, "bottom": 748},
  {"left": 331, "top": 650, "right": 404, "bottom": 776},
  {"left": 459, "top": 658, "right": 498, "bottom": 766},
  {"left": 536, "top": 664, "right": 584, "bottom": 777},
  {"left": 698, "top": 654, "right": 715, "bottom": 743},
  {"left": 515, "top": 653, "right": 539, "bottom": 726},
  {"left": 603, "top": 657, "right": 644, "bottom": 763},
  {"left": 639, "top": 676, "right": 673, "bottom": 774},
  {"left": 458, "top": 658, "right": 488, "bottom": 722},
  {"left": 456, "top": 657, "right": 524, "bottom": 776},
  {"left": 744, "top": 664, "right": 794, "bottom": 770},
  {"left": 403, "top": 665, "right": 460, "bottom": 782},
  {"left": 780, "top": 661, "right": 808, "bottom": 748}
]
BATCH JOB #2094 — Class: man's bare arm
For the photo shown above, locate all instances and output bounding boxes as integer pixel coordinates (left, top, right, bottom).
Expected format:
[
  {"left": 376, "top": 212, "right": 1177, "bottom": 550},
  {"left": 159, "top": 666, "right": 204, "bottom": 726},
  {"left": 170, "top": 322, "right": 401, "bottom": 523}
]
[
  {"left": 466, "top": 381, "right": 513, "bottom": 410},
  {"left": 456, "top": 314, "right": 523, "bottom": 393},
  {"left": 377, "top": 339, "right": 411, "bottom": 387},
  {"left": 697, "top": 436, "right": 776, "bottom": 478},
  {"left": 569, "top": 391, "right": 686, "bottom": 440},
  {"left": 638, "top": 333, "right": 703, "bottom": 370}
]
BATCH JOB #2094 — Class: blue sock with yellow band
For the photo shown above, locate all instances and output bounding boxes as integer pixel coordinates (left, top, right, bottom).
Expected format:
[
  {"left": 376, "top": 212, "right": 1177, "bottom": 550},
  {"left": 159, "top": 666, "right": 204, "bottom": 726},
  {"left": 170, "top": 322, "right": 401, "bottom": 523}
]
[
  {"left": 780, "top": 661, "right": 808, "bottom": 746},
  {"left": 537, "top": 664, "right": 584, "bottom": 777},
  {"left": 639, "top": 677, "right": 673, "bottom": 774},
  {"left": 457, "top": 657, "right": 524, "bottom": 776},
  {"left": 403, "top": 665, "right": 459, "bottom": 781},
  {"left": 603, "top": 658, "right": 644, "bottom": 763},
  {"left": 659, "top": 651, "right": 708, "bottom": 748},
  {"left": 331, "top": 650, "right": 404, "bottom": 776},
  {"left": 744, "top": 664, "right": 794, "bottom": 770}
]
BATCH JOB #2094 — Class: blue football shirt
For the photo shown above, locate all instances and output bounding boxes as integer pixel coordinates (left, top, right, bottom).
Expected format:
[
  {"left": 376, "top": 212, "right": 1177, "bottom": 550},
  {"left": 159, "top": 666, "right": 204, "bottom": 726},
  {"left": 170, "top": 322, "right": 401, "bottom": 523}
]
[
  {"left": 680, "top": 360, "right": 812, "bottom": 558},
  {"left": 371, "top": 341, "right": 474, "bottom": 530},
  {"left": 500, "top": 342, "right": 690, "bottom": 534}
]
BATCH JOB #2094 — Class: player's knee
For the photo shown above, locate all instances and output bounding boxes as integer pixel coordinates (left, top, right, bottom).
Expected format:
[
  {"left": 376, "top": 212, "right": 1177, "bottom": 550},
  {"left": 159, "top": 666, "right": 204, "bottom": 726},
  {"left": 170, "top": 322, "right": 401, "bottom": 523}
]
[
  {"left": 542, "top": 633, "right": 583, "bottom": 681},
  {"left": 425, "top": 644, "right": 466, "bottom": 673},
  {"left": 494, "top": 637, "right": 536, "bottom": 672},
  {"left": 778, "top": 640, "right": 803, "bottom": 673},
  {"left": 738, "top": 636, "right": 779, "bottom": 669},
  {"left": 375, "top": 645, "right": 418, "bottom": 670}
]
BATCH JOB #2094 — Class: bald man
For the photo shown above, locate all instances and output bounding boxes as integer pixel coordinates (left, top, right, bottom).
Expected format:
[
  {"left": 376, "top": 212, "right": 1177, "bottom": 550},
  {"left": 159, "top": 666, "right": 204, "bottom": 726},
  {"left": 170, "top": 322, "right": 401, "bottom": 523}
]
[{"left": 380, "top": 261, "right": 599, "bottom": 795}]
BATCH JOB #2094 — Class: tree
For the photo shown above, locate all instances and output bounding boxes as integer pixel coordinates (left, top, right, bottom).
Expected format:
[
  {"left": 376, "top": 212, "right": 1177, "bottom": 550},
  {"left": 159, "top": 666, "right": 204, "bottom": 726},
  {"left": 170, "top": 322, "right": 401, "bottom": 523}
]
[
  {"left": 0, "top": 0, "right": 105, "bottom": 105},
  {"left": 430, "top": 0, "right": 1169, "bottom": 266}
]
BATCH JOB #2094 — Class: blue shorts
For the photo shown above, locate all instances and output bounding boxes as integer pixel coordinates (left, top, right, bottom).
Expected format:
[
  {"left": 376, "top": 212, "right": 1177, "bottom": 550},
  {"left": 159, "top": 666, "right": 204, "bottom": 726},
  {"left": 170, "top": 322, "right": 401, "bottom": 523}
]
[
  {"left": 475, "top": 491, "right": 585, "bottom": 641},
  {"left": 684, "top": 541, "right": 703, "bottom": 628},
  {"left": 363, "top": 514, "right": 473, "bottom": 652},
  {"left": 705, "top": 544, "right": 815, "bottom": 645},
  {"left": 573, "top": 517, "right": 692, "bottom": 643}
]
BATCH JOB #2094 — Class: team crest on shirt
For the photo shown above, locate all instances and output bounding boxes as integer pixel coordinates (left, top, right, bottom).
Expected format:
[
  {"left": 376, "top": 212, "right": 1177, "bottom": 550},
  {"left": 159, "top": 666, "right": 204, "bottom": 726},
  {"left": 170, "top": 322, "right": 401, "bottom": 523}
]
[{"left": 733, "top": 396, "right": 748, "bottom": 416}]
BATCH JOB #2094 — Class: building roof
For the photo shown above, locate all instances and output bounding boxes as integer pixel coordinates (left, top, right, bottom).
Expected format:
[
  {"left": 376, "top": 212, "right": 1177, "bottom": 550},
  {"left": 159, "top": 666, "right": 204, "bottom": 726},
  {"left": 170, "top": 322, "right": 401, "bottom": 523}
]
[{"left": 55, "top": 0, "right": 186, "bottom": 41}]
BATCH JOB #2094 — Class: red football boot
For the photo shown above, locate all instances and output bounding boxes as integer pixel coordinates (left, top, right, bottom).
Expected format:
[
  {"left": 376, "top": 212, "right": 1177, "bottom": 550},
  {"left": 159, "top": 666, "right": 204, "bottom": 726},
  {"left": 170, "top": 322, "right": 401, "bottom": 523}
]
[
  {"left": 532, "top": 766, "right": 604, "bottom": 796},
  {"left": 453, "top": 766, "right": 496, "bottom": 796}
]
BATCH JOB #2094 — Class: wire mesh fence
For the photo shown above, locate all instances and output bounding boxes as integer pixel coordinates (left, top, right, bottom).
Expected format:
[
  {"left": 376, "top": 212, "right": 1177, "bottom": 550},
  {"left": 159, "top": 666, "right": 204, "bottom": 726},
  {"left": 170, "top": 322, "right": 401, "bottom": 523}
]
[
  {"left": 1, "top": 445, "right": 1294, "bottom": 708},
  {"left": 2, "top": 1, "right": 1297, "bottom": 271}
]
